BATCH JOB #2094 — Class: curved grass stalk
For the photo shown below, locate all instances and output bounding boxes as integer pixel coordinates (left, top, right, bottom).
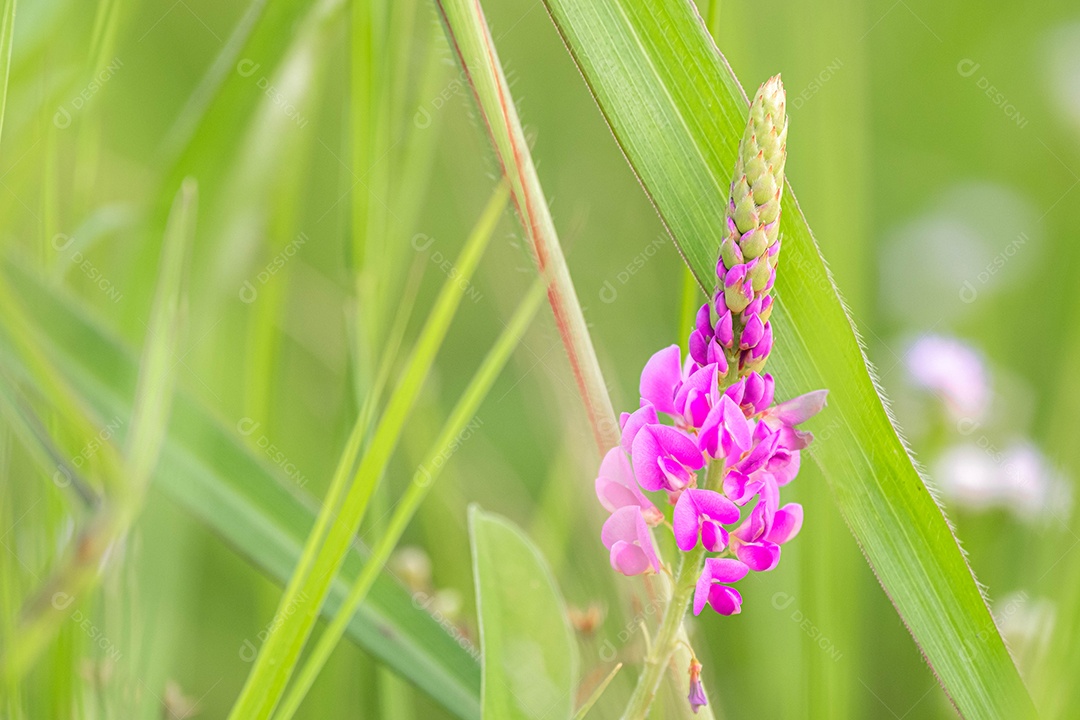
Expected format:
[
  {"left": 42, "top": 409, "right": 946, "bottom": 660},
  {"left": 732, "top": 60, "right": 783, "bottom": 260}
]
[{"left": 434, "top": 0, "right": 618, "bottom": 453}]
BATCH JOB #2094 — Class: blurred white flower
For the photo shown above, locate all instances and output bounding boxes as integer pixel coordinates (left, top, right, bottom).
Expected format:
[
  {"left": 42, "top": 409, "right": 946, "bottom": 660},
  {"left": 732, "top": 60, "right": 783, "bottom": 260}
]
[
  {"left": 934, "top": 441, "right": 1072, "bottom": 522},
  {"left": 906, "top": 335, "right": 990, "bottom": 422}
]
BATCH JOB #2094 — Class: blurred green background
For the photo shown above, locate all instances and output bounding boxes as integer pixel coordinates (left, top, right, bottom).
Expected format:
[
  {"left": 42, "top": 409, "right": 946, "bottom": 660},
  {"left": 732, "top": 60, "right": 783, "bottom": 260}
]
[{"left": 2, "top": 0, "right": 1079, "bottom": 717}]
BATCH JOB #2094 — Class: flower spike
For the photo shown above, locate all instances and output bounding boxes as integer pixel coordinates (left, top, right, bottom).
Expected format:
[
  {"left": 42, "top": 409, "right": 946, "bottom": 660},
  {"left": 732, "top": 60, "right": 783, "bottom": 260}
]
[{"left": 592, "top": 75, "right": 826, "bottom": 719}]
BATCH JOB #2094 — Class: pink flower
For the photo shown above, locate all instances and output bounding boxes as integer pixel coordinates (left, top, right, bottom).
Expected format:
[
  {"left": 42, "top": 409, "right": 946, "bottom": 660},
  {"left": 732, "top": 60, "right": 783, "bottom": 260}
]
[
  {"left": 631, "top": 424, "right": 705, "bottom": 494},
  {"left": 724, "top": 372, "right": 775, "bottom": 417},
  {"left": 595, "top": 447, "right": 662, "bottom": 525},
  {"left": 673, "top": 489, "right": 740, "bottom": 552},
  {"left": 639, "top": 345, "right": 684, "bottom": 416},
  {"left": 673, "top": 363, "right": 720, "bottom": 429},
  {"left": 761, "top": 389, "right": 828, "bottom": 430},
  {"left": 906, "top": 335, "right": 988, "bottom": 421},
  {"left": 602, "top": 506, "right": 662, "bottom": 576},
  {"left": 693, "top": 558, "right": 749, "bottom": 615},
  {"left": 620, "top": 404, "right": 659, "bottom": 455},
  {"left": 730, "top": 483, "right": 803, "bottom": 572},
  {"left": 698, "top": 395, "right": 752, "bottom": 462}
]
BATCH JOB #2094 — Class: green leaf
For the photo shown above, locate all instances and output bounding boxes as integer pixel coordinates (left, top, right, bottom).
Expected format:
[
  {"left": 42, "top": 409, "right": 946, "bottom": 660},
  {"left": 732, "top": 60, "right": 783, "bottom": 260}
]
[
  {"left": 469, "top": 507, "right": 577, "bottom": 720},
  {"left": 539, "top": 1, "right": 1035, "bottom": 717},
  {"left": 0, "top": 259, "right": 481, "bottom": 720}
]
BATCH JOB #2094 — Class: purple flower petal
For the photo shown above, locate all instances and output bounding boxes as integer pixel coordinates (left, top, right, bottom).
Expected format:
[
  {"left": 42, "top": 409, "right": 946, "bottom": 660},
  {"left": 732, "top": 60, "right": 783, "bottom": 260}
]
[
  {"left": 602, "top": 506, "right": 660, "bottom": 575},
  {"left": 609, "top": 542, "right": 651, "bottom": 576},
  {"left": 674, "top": 363, "right": 718, "bottom": 428},
  {"left": 700, "top": 522, "right": 730, "bottom": 553},
  {"left": 721, "top": 395, "right": 752, "bottom": 453},
  {"left": 765, "top": 503, "right": 803, "bottom": 545},
  {"left": 698, "top": 404, "right": 722, "bottom": 459},
  {"left": 707, "top": 339, "right": 728, "bottom": 374},
  {"left": 688, "top": 330, "right": 709, "bottom": 366},
  {"left": 688, "top": 675, "right": 708, "bottom": 714},
  {"left": 620, "top": 404, "right": 658, "bottom": 455},
  {"left": 673, "top": 489, "right": 740, "bottom": 551},
  {"left": 733, "top": 429, "right": 779, "bottom": 476},
  {"left": 740, "top": 314, "right": 765, "bottom": 350},
  {"left": 632, "top": 424, "right": 704, "bottom": 492},
  {"left": 695, "top": 303, "right": 713, "bottom": 336},
  {"left": 707, "top": 584, "right": 744, "bottom": 615},
  {"left": 595, "top": 447, "right": 658, "bottom": 519},
  {"left": 672, "top": 491, "right": 700, "bottom": 552},
  {"left": 750, "top": 322, "right": 773, "bottom": 360},
  {"left": 760, "top": 374, "right": 776, "bottom": 411},
  {"left": 723, "top": 469, "right": 763, "bottom": 506},
  {"left": 735, "top": 541, "right": 781, "bottom": 572},
  {"left": 717, "top": 310, "right": 734, "bottom": 348},
  {"left": 640, "top": 345, "right": 683, "bottom": 415},
  {"left": 704, "top": 556, "right": 750, "bottom": 584},
  {"left": 766, "top": 389, "right": 828, "bottom": 427},
  {"left": 724, "top": 264, "right": 747, "bottom": 288},
  {"left": 694, "top": 558, "right": 749, "bottom": 615},
  {"left": 766, "top": 446, "right": 801, "bottom": 486}
]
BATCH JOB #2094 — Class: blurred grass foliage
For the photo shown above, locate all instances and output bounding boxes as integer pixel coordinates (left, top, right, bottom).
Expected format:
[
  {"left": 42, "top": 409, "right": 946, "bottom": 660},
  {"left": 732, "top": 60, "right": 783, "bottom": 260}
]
[{"left": 0, "top": 0, "right": 1078, "bottom": 718}]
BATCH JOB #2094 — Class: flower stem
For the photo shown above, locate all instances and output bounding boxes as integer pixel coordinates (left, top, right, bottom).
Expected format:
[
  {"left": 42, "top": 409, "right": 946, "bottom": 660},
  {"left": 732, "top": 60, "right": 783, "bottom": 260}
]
[
  {"left": 622, "top": 460, "right": 724, "bottom": 719},
  {"left": 621, "top": 544, "right": 706, "bottom": 720}
]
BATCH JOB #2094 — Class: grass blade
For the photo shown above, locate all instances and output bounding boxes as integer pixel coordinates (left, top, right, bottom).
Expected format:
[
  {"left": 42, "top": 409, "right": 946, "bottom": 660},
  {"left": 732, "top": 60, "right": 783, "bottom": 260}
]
[
  {"left": 0, "top": 257, "right": 483, "bottom": 719},
  {"left": 574, "top": 663, "right": 622, "bottom": 720},
  {"left": 0, "top": 179, "right": 195, "bottom": 681},
  {"left": 273, "top": 277, "right": 549, "bottom": 719},
  {"left": 227, "top": 183, "right": 508, "bottom": 720},
  {"left": 539, "top": 0, "right": 1035, "bottom": 716}
]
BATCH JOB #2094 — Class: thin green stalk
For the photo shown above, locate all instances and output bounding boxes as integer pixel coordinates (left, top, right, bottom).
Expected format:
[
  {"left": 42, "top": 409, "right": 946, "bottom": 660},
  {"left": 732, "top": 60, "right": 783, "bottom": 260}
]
[
  {"left": 622, "top": 545, "right": 706, "bottom": 720},
  {"left": 704, "top": 0, "right": 720, "bottom": 38},
  {"left": 622, "top": 459, "right": 724, "bottom": 720},
  {"left": 273, "top": 277, "right": 548, "bottom": 720},
  {"left": 0, "top": 0, "right": 14, "bottom": 149},
  {"left": 575, "top": 663, "right": 623, "bottom": 720},
  {"left": 227, "top": 182, "right": 508, "bottom": 720}
]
